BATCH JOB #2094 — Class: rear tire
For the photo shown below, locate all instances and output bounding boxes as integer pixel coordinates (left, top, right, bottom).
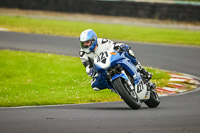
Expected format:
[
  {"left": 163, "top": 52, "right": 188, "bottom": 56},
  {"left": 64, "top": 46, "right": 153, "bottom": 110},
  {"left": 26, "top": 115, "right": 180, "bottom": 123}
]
[
  {"left": 145, "top": 90, "right": 160, "bottom": 108},
  {"left": 113, "top": 78, "right": 141, "bottom": 109}
]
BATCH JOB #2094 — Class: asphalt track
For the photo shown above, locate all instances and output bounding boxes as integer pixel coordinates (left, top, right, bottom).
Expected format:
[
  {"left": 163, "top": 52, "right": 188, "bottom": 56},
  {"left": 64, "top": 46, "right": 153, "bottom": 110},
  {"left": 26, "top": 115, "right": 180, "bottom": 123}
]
[{"left": 0, "top": 31, "right": 200, "bottom": 133}]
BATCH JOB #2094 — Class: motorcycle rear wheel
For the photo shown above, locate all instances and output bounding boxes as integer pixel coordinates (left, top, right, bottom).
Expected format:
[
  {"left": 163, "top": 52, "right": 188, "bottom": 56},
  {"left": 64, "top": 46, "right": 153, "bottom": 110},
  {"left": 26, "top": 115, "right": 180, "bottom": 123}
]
[
  {"left": 113, "top": 77, "right": 141, "bottom": 109},
  {"left": 145, "top": 90, "right": 160, "bottom": 108}
]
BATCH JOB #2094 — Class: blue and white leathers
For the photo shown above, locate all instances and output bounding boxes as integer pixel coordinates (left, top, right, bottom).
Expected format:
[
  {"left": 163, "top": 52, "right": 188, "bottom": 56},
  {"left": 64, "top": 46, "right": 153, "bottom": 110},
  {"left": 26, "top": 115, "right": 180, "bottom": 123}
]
[{"left": 93, "top": 45, "right": 150, "bottom": 100}]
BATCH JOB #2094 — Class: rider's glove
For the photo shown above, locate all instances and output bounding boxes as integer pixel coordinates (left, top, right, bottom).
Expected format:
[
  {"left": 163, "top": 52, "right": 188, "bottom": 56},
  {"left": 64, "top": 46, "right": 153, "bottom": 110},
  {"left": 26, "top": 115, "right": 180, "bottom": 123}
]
[
  {"left": 114, "top": 44, "right": 130, "bottom": 52},
  {"left": 120, "top": 44, "right": 130, "bottom": 52},
  {"left": 86, "top": 66, "right": 95, "bottom": 77}
]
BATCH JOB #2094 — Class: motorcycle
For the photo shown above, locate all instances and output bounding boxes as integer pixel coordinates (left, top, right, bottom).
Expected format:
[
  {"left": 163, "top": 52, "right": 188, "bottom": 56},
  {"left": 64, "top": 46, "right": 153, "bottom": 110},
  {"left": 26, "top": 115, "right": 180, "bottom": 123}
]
[{"left": 93, "top": 45, "right": 160, "bottom": 109}]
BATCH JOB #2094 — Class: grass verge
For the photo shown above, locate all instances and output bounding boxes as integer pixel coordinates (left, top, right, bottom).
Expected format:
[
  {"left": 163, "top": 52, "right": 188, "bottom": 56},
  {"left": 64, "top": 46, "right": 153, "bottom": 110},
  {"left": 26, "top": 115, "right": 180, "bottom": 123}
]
[
  {"left": 0, "top": 50, "right": 170, "bottom": 107},
  {"left": 0, "top": 15, "right": 200, "bottom": 46}
]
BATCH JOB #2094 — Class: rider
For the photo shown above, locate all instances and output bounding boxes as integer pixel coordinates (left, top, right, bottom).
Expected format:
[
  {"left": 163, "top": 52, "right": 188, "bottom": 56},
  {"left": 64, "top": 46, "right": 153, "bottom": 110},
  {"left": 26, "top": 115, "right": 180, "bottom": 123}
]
[{"left": 79, "top": 29, "right": 152, "bottom": 91}]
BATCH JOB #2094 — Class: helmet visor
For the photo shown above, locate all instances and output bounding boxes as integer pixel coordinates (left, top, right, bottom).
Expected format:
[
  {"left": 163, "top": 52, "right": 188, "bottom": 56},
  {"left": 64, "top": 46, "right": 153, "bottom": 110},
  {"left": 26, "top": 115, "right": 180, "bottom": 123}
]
[{"left": 80, "top": 40, "right": 94, "bottom": 49}]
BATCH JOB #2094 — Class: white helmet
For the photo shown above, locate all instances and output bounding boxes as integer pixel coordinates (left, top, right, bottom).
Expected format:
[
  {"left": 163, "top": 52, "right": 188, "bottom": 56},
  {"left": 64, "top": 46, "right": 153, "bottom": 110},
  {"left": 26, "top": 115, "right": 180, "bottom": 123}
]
[{"left": 79, "top": 29, "right": 97, "bottom": 53}]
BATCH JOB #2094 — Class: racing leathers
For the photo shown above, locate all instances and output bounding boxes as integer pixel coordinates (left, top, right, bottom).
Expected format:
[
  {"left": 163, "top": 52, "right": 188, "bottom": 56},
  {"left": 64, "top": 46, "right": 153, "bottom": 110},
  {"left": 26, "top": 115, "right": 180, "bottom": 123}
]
[{"left": 79, "top": 38, "right": 152, "bottom": 91}]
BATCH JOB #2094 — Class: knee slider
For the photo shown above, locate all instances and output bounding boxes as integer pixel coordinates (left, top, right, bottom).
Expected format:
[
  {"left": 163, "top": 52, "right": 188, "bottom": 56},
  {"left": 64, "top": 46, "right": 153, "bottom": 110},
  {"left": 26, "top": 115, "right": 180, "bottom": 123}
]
[{"left": 93, "top": 87, "right": 101, "bottom": 91}]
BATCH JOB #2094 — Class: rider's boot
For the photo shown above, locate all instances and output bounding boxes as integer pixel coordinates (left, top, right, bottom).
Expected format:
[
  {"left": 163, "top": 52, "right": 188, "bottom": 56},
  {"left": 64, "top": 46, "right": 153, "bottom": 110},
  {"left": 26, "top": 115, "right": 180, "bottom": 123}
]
[
  {"left": 91, "top": 76, "right": 106, "bottom": 91},
  {"left": 141, "top": 68, "right": 153, "bottom": 80},
  {"left": 136, "top": 62, "right": 152, "bottom": 80},
  {"left": 123, "top": 48, "right": 153, "bottom": 80},
  {"left": 91, "top": 78, "right": 101, "bottom": 91},
  {"left": 149, "top": 82, "right": 156, "bottom": 89},
  {"left": 147, "top": 82, "right": 156, "bottom": 91}
]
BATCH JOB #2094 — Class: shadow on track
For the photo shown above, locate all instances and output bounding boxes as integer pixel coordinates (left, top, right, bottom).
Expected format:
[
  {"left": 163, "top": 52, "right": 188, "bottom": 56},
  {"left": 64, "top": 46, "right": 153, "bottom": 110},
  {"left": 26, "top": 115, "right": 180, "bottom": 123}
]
[{"left": 54, "top": 104, "right": 153, "bottom": 111}]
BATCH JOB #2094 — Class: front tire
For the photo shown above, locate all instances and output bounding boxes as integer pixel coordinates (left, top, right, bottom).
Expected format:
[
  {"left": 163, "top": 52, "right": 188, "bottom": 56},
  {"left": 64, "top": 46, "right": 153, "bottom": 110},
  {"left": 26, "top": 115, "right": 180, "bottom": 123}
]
[{"left": 113, "top": 78, "right": 141, "bottom": 109}]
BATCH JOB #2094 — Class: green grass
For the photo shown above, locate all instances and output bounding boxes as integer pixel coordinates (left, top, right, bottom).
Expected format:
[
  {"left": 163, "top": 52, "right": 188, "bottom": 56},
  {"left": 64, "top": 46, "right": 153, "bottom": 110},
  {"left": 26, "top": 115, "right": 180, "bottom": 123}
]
[
  {"left": 0, "top": 50, "right": 170, "bottom": 107},
  {"left": 0, "top": 15, "right": 200, "bottom": 46}
]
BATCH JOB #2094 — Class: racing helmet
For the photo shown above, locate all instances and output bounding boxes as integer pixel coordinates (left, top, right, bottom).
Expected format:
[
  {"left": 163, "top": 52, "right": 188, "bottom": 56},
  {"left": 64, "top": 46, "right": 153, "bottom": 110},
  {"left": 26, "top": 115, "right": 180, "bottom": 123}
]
[{"left": 79, "top": 29, "right": 97, "bottom": 53}]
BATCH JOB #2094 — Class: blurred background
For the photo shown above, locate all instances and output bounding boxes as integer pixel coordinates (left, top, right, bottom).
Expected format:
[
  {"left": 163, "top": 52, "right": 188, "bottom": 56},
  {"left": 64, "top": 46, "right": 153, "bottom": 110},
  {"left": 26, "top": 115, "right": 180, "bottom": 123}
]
[{"left": 0, "top": 0, "right": 200, "bottom": 22}]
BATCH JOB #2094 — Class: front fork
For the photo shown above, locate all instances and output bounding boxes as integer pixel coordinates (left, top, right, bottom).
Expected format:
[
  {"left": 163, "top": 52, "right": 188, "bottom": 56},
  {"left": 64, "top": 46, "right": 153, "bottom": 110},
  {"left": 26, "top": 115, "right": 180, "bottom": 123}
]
[
  {"left": 110, "top": 70, "right": 135, "bottom": 99},
  {"left": 107, "top": 65, "right": 135, "bottom": 93},
  {"left": 121, "top": 70, "right": 135, "bottom": 91}
]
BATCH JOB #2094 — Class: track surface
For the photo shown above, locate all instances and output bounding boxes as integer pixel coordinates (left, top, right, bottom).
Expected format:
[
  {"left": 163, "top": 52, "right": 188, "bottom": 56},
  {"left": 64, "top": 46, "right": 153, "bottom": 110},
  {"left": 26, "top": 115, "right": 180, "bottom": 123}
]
[{"left": 0, "top": 31, "right": 200, "bottom": 133}]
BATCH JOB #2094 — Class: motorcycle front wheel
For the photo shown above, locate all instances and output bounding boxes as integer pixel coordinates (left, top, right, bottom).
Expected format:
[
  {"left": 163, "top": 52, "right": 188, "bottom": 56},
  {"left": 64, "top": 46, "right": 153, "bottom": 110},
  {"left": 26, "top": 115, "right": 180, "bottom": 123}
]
[{"left": 112, "top": 77, "right": 141, "bottom": 109}]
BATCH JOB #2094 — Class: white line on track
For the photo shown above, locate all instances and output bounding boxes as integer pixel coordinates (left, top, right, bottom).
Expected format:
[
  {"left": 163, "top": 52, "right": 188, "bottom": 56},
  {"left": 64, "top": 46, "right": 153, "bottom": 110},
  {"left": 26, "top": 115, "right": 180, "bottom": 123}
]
[{"left": 0, "top": 101, "right": 122, "bottom": 109}]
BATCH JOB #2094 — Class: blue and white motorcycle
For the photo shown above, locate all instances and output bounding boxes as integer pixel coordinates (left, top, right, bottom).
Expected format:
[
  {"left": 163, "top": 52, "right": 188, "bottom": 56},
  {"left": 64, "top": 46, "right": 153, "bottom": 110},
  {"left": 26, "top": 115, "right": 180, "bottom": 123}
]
[{"left": 93, "top": 45, "right": 160, "bottom": 109}]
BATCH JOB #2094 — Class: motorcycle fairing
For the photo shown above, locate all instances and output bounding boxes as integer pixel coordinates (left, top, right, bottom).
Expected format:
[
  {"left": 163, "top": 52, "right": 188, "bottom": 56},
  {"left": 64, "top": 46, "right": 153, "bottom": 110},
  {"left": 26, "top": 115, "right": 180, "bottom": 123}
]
[{"left": 111, "top": 73, "right": 128, "bottom": 82}]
